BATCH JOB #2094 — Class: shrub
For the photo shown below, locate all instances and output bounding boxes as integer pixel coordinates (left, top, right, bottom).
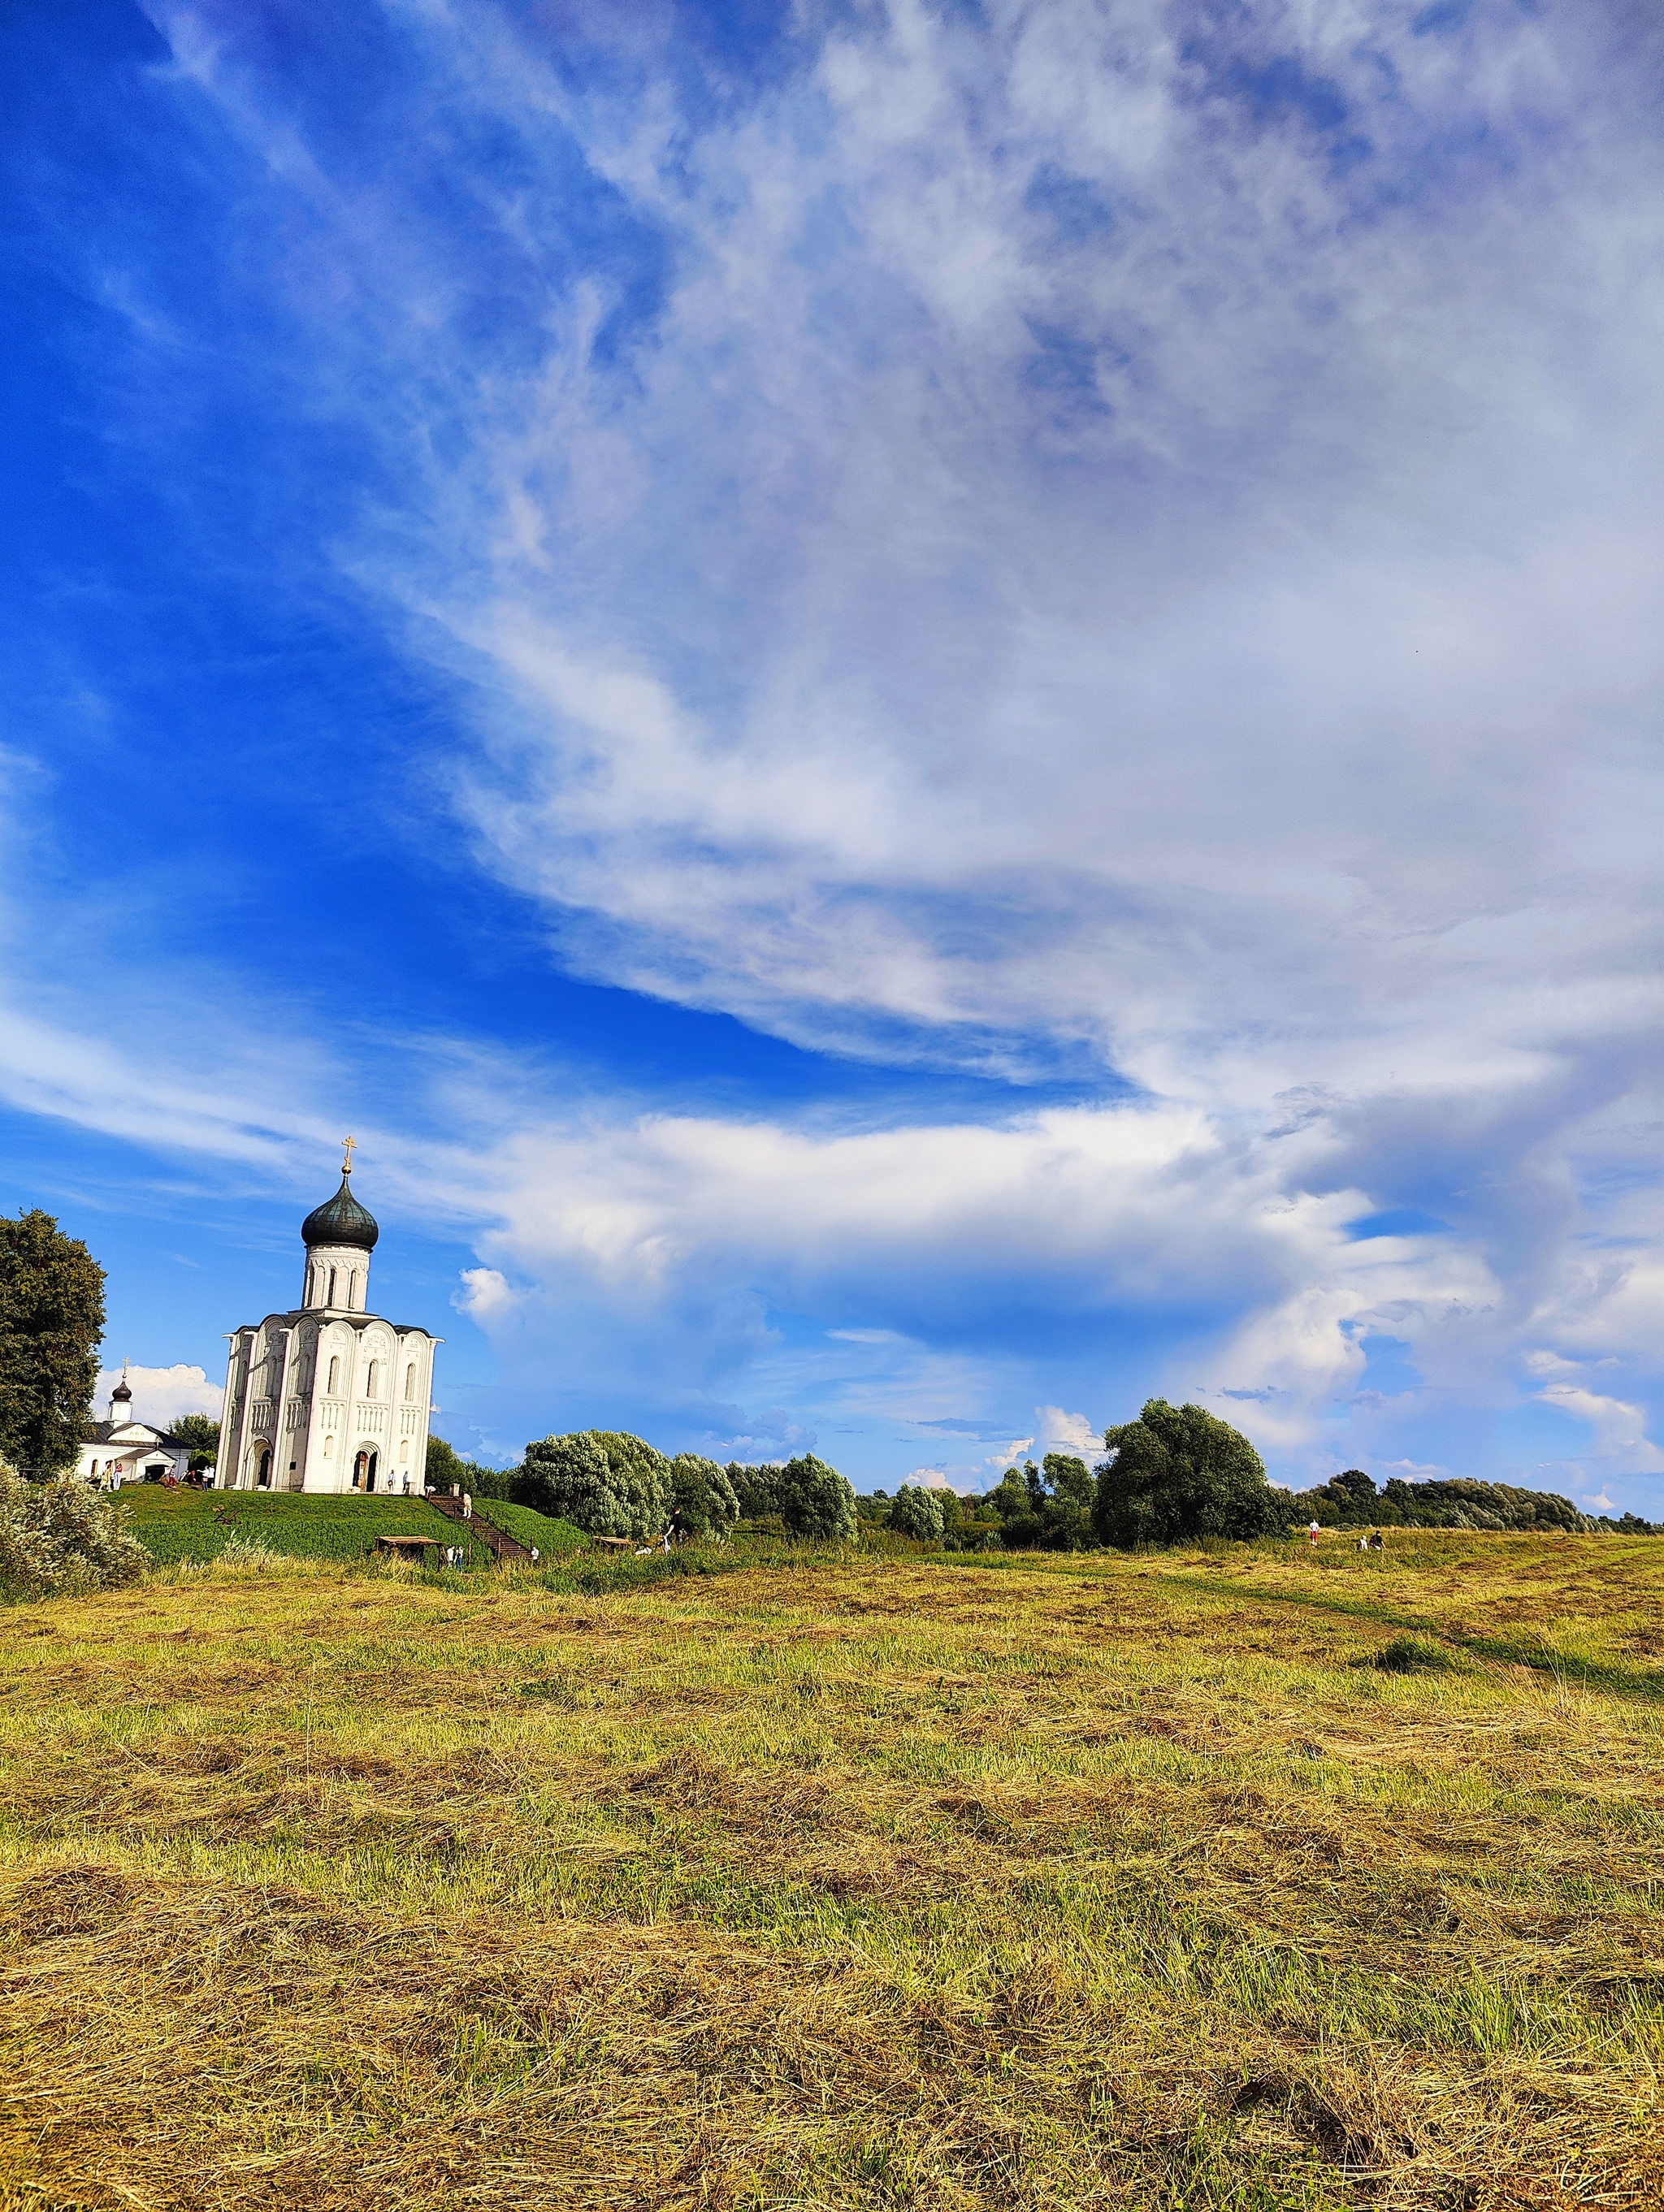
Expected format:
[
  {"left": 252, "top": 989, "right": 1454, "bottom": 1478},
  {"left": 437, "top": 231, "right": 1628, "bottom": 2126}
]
[
  {"left": 1093, "top": 1400, "right": 1282, "bottom": 1548},
  {"left": 668, "top": 1454, "right": 740, "bottom": 1538},
  {"left": 775, "top": 1454, "right": 857, "bottom": 1542},
  {"left": 515, "top": 1431, "right": 670, "bottom": 1541},
  {"left": 886, "top": 1484, "right": 944, "bottom": 1541},
  {"left": 0, "top": 1465, "right": 150, "bottom": 1595}
]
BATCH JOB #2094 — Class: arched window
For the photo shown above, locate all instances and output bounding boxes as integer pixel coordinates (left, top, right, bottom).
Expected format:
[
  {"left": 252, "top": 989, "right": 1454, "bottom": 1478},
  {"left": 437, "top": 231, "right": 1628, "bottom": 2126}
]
[
  {"left": 327, "top": 1355, "right": 340, "bottom": 1395},
  {"left": 327, "top": 1266, "right": 338, "bottom": 1305},
  {"left": 323, "top": 1435, "right": 335, "bottom": 1460},
  {"left": 366, "top": 1359, "right": 379, "bottom": 1397},
  {"left": 404, "top": 1363, "right": 415, "bottom": 1401},
  {"left": 350, "top": 1270, "right": 361, "bottom": 1309}
]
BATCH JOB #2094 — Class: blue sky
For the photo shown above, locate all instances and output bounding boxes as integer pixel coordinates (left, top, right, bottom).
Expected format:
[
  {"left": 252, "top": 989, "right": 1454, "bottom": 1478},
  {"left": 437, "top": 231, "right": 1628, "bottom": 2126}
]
[{"left": 3, "top": 0, "right": 1662, "bottom": 1504}]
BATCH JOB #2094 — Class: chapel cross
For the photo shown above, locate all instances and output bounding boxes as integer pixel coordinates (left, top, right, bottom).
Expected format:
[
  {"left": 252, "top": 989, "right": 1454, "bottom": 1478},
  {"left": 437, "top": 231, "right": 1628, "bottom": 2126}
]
[{"left": 341, "top": 1135, "right": 357, "bottom": 1175}]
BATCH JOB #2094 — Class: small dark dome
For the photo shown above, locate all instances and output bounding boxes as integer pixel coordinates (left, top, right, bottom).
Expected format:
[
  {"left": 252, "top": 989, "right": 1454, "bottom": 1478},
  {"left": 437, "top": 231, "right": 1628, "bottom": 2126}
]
[
  {"left": 111, "top": 1379, "right": 132, "bottom": 1402},
  {"left": 301, "top": 1172, "right": 380, "bottom": 1251}
]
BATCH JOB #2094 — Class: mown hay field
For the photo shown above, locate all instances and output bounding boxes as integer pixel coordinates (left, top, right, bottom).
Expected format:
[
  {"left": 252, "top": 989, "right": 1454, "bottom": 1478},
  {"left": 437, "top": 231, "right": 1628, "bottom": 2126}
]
[{"left": 1, "top": 1532, "right": 1662, "bottom": 2211}]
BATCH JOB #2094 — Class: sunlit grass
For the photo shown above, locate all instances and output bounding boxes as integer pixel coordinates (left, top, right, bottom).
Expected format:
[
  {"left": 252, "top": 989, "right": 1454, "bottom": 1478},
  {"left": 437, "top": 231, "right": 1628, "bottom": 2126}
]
[{"left": 0, "top": 1531, "right": 1659, "bottom": 2207}]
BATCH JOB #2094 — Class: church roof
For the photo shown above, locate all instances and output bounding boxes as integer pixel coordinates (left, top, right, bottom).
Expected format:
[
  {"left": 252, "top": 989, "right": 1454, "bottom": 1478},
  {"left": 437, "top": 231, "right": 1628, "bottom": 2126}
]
[
  {"left": 85, "top": 1421, "right": 179, "bottom": 1447},
  {"left": 301, "top": 1171, "right": 379, "bottom": 1251}
]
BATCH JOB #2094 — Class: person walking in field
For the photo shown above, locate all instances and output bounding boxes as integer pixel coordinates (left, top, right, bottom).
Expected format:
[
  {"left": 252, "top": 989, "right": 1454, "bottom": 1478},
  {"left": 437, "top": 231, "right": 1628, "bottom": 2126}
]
[{"left": 1308, "top": 1520, "right": 1321, "bottom": 1548}]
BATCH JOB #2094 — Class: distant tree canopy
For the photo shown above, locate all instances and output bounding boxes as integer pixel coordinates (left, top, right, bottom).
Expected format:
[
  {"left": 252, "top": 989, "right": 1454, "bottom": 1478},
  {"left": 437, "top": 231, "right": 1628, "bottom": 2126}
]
[
  {"left": 0, "top": 1211, "right": 106, "bottom": 1478},
  {"left": 983, "top": 1453, "right": 1095, "bottom": 1550},
  {"left": 171, "top": 1413, "right": 220, "bottom": 1469},
  {"left": 726, "top": 1462, "right": 782, "bottom": 1519},
  {"left": 667, "top": 1453, "right": 740, "bottom": 1538},
  {"left": 1289, "top": 1466, "right": 1593, "bottom": 1533},
  {"left": 518, "top": 1431, "right": 670, "bottom": 1541},
  {"left": 426, "top": 1435, "right": 513, "bottom": 1499},
  {"left": 1092, "top": 1400, "right": 1281, "bottom": 1548},
  {"left": 886, "top": 1483, "right": 944, "bottom": 1541},
  {"left": 720, "top": 1456, "right": 856, "bottom": 1539}
]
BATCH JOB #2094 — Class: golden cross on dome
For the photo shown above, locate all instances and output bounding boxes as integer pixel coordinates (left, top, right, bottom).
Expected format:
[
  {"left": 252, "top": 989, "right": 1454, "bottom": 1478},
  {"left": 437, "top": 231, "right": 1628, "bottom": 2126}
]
[{"left": 341, "top": 1135, "right": 357, "bottom": 1175}]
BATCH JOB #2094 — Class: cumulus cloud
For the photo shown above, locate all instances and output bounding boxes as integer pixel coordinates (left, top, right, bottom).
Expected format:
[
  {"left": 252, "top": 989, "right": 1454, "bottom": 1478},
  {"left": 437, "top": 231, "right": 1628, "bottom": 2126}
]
[
  {"left": 1036, "top": 1407, "right": 1102, "bottom": 1457},
  {"left": 96, "top": 1364, "right": 220, "bottom": 1430}
]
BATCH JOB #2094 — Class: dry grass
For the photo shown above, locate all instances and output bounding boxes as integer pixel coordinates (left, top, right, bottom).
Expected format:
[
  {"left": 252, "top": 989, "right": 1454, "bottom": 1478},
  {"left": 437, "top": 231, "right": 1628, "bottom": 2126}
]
[{"left": 0, "top": 1532, "right": 1661, "bottom": 2210}]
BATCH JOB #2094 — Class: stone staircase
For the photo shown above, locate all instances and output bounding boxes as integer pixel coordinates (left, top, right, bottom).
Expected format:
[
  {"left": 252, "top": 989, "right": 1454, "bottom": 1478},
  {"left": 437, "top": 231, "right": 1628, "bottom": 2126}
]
[{"left": 427, "top": 1492, "right": 532, "bottom": 1564}]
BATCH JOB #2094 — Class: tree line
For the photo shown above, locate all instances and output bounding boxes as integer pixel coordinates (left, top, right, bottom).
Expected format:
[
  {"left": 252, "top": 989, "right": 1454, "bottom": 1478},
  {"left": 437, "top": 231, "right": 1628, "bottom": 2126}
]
[
  {"left": 1, "top": 1203, "right": 1651, "bottom": 1546},
  {"left": 427, "top": 1431, "right": 860, "bottom": 1543},
  {"left": 432, "top": 1396, "right": 1645, "bottom": 1551}
]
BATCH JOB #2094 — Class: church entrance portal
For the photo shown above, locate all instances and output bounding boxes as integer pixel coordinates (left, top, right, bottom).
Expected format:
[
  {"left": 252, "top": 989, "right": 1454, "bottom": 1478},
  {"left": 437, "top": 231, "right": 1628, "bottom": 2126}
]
[
  {"left": 353, "top": 1448, "right": 379, "bottom": 1493},
  {"left": 254, "top": 1446, "right": 272, "bottom": 1490}
]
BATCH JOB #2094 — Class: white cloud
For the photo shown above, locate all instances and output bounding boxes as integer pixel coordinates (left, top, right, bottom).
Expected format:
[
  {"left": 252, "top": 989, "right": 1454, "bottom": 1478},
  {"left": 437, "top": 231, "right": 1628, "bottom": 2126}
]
[
  {"left": 1534, "top": 1385, "right": 1664, "bottom": 1472},
  {"left": 453, "top": 1267, "right": 514, "bottom": 1320},
  {"left": 1036, "top": 1406, "right": 1101, "bottom": 1457},
  {"left": 95, "top": 1364, "right": 220, "bottom": 1430}
]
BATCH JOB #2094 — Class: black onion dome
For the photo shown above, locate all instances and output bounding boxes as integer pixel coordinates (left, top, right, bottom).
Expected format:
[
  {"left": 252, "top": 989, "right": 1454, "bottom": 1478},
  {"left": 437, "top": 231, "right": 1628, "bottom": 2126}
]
[{"left": 301, "top": 1173, "right": 380, "bottom": 1251}]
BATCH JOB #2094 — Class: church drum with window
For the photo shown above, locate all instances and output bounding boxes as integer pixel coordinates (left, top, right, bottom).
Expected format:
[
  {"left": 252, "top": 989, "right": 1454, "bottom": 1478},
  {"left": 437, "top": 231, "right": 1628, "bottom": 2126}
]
[{"left": 218, "top": 1149, "right": 441, "bottom": 1496}]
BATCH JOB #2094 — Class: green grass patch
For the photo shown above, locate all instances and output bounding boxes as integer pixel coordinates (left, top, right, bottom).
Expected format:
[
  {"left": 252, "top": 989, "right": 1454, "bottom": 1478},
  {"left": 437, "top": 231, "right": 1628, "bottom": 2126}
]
[
  {"left": 466, "top": 1496, "right": 587, "bottom": 1556},
  {"left": 121, "top": 1485, "right": 494, "bottom": 1567}
]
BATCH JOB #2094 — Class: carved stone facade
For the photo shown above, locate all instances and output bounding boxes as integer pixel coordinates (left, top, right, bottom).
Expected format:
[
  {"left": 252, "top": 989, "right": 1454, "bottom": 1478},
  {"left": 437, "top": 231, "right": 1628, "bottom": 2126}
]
[{"left": 219, "top": 1158, "right": 440, "bottom": 1496}]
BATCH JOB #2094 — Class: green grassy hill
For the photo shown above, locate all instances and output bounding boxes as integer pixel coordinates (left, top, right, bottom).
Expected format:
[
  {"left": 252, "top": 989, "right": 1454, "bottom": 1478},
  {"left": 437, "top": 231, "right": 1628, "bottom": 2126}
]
[
  {"left": 119, "top": 1486, "right": 496, "bottom": 1566},
  {"left": 468, "top": 1496, "right": 587, "bottom": 1556}
]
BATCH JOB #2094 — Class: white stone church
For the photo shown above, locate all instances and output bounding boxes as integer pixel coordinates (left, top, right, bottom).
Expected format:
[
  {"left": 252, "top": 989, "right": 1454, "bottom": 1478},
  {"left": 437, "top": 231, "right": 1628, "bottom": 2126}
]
[{"left": 219, "top": 1148, "right": 440, "bottom": 1495}]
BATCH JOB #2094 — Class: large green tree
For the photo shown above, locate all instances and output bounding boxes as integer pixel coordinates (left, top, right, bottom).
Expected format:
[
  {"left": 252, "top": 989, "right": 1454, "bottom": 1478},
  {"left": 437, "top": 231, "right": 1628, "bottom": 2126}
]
[
  {"left": 516, "top": 1430, "right": 670, "bottom": 1540},
  {"left": 1092, "top": 1400, "right": 1280, "bottom": 1548},
  {"left": 666, "top": 1453, "right": 740, "bottom": 1538},
  {"left": 0, "top": 1211, "right": 106, "bottom": 1478},
  {"left": 774, "top": 1454, "right": 857, "bottom": 1541},
  {"left": 171, "top": 1413, "right": 220, "bottom": 1469},
  {"left": 886, "top": 1483, "right": 944, "bottom": 1540}
]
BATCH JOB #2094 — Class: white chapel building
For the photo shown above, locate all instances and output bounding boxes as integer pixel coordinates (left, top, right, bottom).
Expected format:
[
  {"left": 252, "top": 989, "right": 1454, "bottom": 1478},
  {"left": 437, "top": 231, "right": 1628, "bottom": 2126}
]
[
  {"left": 76, "top": 1369, "right": 193, "bottom": 1488},
  {"left": 219, "top": 1149, "right": 440, "bottom": 1495}
]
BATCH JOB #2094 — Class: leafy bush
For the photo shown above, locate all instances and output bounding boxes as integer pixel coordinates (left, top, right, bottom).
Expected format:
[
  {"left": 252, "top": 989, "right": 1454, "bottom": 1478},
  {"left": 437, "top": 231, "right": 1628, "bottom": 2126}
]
[
  {"left": 886, "top": 1484, "right": 944, "bottom": 1540},
  {"left": 1093, "top": 1400, "right": 1282, "bottom": 1548},
  {"left": 516, "top": 1431, "right": 670, "bottom": 1541},
  {"left": 668, "top": 1454, "right": 740, "bottom": 1538},
  {"left": 0, "top": 1465, "right": 149, "bottom": 1595},
  {"left": 775, "top": 1454, "right": 857, "bottom": 1541}
]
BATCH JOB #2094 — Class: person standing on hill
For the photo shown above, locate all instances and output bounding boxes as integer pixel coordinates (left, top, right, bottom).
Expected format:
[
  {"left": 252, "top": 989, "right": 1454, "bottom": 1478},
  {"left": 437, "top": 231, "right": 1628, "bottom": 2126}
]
[{"left": 1308, "top": 1520, "right": 1321, "bottom": 1548}]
